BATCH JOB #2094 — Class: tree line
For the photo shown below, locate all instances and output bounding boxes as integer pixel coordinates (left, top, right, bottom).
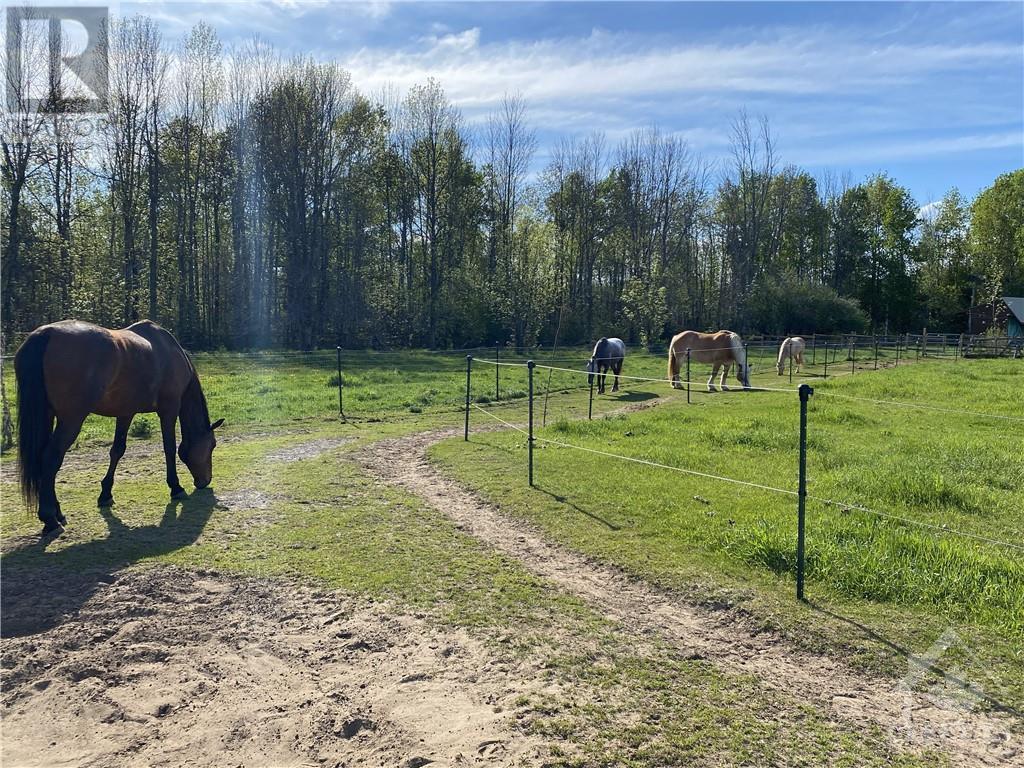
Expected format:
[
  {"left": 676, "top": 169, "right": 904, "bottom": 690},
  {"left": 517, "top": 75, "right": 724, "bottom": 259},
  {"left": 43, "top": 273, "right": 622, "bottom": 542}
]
[{"left": 3, "top": 18, "right": 1022, "bottom": 351}]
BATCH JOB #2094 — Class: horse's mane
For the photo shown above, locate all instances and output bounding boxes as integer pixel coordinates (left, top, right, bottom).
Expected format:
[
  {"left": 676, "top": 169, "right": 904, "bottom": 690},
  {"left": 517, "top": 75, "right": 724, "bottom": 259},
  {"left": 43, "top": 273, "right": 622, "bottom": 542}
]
[
  {"left": 728, "top": 332, "right": 747, "bottom": 367},
  {"left": 180, "top": 372, "right": 211, "bottom": 442},
  {"left": 777, "top": 337, "right": 790, "bottom": 367}
]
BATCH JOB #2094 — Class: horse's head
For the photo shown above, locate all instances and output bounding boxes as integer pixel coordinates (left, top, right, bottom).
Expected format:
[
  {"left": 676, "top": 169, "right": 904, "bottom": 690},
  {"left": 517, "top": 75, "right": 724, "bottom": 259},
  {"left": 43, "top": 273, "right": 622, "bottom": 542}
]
[
  {"left": 586, "top": 357, "right": 596, "bottom": 386},
  {"left": 738, "top": 361, "right": 752, "bottom": 389},
  {"left": 179, "top": 418, "right": 224, "bottom": 489},
  {"left": 776, "top": 359, "right": 785, "bottom": 376}
]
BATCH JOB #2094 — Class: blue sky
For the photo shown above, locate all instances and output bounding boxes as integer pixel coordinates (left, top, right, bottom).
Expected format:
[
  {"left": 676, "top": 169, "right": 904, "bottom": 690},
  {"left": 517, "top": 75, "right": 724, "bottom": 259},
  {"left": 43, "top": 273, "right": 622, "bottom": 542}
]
[{"left": 126, "top": 0, "right": 1023, "bottom": 206}]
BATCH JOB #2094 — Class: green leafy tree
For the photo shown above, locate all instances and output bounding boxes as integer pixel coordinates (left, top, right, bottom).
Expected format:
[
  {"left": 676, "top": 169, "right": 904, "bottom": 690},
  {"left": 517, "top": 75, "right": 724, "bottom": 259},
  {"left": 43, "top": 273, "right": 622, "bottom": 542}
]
[{"left": 970, "top": 170, "right": 1024, "bottom": 308}]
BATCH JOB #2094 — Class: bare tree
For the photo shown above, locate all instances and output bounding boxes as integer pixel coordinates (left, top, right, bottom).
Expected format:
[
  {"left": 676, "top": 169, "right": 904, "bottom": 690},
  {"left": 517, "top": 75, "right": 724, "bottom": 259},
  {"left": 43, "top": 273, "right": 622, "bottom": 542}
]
[
  {"left": 102, "top": 16, "right": 150, "bottom": 323},
  {"left": 138, "top": 18, "right": 169, "bottom": 321},
  {"left": 484, "top": 94, "right": 539, "bottom": 346},
  {"left": 172, "top": 22, "right": 223, "bottom": 341},
  {"left": 403, "top": 78, "right": 469, "bottom": 346},
  {"left": 485, "top": 93, "right": 536, "bottom": 273},
  {"left": 544, "top": 132, "right": 606, "bottom": 335},
  {"left": 727, "top": 110, "right": 777, "bottom": 313},
  {"left": 1, "top": 14, "right": 49, "bottom": 338},
  {"left": 252, "top": 58, "right": 350, "bottom": 347}
]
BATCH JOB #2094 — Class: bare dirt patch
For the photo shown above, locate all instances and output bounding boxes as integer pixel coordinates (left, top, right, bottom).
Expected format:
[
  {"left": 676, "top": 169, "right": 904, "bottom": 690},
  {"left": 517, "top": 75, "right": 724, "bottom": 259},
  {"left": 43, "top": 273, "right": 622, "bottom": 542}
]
[
  {"left": 267, "top": 438, "right": 355, "bottom": 463},
  {"left": 358, "top": 428, "right": 1023, "bottom": 768},
  {"left": 1, "top": 565, "right": 546, "bottom": 768}
]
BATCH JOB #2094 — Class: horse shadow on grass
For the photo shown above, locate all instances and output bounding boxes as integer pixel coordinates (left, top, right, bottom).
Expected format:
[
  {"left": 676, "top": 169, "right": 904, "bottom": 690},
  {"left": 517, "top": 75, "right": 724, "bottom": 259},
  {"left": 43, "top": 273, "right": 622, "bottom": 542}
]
[
  {"left": 603, "top": 391, "right": 658, "bottom": 403},
  {"left": 1, "top": 490, "right": 220, "bottom": 639}
]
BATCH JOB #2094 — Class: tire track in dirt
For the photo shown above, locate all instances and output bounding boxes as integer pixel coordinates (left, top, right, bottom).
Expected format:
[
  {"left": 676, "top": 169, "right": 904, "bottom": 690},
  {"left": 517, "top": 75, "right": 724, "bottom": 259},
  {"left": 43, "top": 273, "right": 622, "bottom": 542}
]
[{"left": 357, "top": 427, "right": 1023, "bottom": 768}]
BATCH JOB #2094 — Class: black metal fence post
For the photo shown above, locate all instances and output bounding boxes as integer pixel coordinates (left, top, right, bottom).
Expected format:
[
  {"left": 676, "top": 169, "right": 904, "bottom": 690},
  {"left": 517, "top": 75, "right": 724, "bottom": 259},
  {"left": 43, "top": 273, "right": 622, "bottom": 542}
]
[
  {"left": 686, "top": 348, "right": 691, "bottom": 404},
  {"left": 797, "top": 383, "right": 813, "bottom": 601},
  {"left": 851, "top": 340, "right": 856, "bottom": 374},
  {"left": 895, "top": 338, "right": 901, "bottom": 367},
  {"left": 528, "top": 360, "right": 535, "bottom": 486},
  {"left": 588, "top": 367, "right": 594, "bottom": 420},
  {"left": 336, "top": 347, "right": 344, "bottom": 419},
  {"left": 811, "top": 334, "right": 816, "bottom": 365},
  {"left": 464, "top": 355, "right": 472, "bottom": 441},
  {"left": 823, "top": 342, "right": 828, "bottom": 379},
  {"left": 789, "top": 348, "right": 793, "bottom": 384},
  {"left": 495, "top": 342, "right": 500, "bottom": 401}
]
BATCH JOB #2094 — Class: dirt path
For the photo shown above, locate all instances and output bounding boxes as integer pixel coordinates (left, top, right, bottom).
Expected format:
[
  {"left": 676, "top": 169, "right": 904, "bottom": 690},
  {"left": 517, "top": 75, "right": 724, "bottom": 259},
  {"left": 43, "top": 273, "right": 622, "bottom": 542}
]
[
  {"left": 2, "top": 431, "right": 553, "bottom": 767},
  {"left": 358, "top": 428, "right": 1023, "bottom": 768},
  {"left": 1, "top": 565, "right": 547, "bottom": 768}
]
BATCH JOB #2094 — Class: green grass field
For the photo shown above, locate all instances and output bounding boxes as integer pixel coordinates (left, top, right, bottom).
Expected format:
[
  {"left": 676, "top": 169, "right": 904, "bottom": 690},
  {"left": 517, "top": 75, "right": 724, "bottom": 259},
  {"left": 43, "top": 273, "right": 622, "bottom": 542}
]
[
  {"left": 2, "top": 337, "right": 920, "bottom": 447},
  {"left": 0, "top": 346, "right": 1016, "bottom": 764},
  {"left": 0, "top": 403, "right": 936, "bottom": 766},
  {"left": 433, "top": 357, "right": 1024, "bottom": 709}
]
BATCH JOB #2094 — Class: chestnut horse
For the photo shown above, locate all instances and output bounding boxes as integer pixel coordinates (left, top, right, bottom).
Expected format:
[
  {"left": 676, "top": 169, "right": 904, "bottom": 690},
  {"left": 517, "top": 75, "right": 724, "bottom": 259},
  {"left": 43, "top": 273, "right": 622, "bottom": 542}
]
[
  {"left": 668, "top": 330, "right": 751, "bottom": 391},
  {"left": 776, "top": 336, "right": 806, "bottom": 375},
  {"left": 15, "top": 320, "right": 223, "bottom": 536}
]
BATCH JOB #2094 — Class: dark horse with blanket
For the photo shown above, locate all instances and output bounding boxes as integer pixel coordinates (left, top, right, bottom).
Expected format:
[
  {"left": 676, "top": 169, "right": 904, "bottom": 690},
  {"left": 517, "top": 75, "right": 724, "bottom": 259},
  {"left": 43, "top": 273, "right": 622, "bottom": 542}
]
[
  {"left": 587, "top": 337, "right": 626, "bottom": 393},
  {"left": 15, "top": 320, "right": 224, "bottom": 535}
]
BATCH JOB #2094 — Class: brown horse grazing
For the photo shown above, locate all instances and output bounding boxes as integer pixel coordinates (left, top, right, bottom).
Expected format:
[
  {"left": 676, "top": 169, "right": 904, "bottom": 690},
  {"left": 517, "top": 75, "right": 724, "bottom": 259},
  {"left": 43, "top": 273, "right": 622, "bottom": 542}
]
[
  {"left": 667, "top": 330, "right": 751, "bottom": 391},
  {"left": 15, "top": 320, "right": 223, "bottom": 536}
]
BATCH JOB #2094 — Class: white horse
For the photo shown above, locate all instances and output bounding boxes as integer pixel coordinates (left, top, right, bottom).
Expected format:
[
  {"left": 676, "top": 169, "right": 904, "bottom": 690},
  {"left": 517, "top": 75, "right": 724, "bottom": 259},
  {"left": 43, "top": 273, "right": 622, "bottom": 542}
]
[
  {"left": 668, "top": 330, "right": 750, "bottom": 391},
  {"left": 587, "top": 337, "right": 626, "bottom": 393},
  {"left": 776, "top": 336, "right": 806, "bottom": 375}
]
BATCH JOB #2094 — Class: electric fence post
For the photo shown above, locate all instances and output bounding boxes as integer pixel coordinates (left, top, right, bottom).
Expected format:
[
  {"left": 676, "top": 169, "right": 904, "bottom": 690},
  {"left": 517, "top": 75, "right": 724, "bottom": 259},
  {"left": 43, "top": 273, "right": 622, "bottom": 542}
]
[
  {"left": 686, "top": 348, "right": 691, "bottom": 404},
  {"left": 796, "top": 383, "right": 813, "bottom": 600},
  {"left": 464, "top": 355, "right": 472, "bottom": 441},
  {"left": 528, "top": 360, "right": 535, "bottom": 486}
]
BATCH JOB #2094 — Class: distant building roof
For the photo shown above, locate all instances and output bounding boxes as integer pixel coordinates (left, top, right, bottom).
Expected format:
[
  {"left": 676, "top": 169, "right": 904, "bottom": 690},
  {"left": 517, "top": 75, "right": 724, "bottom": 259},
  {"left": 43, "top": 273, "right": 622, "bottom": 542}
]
[{"left": 1003, "top": 297, "right": 1024, "bottom": 324}]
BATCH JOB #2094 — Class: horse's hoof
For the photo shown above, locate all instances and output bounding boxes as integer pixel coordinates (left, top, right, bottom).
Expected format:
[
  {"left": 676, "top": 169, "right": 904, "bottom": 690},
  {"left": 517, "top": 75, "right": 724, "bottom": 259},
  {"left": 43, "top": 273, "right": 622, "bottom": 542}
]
[
  {"left": 56, "top": 510, "right": 67, "bottom": 525},
  {"left": 170, "top": 488, "right": 188, "bottom": 500},
  {"left": 97, "top": 495, "right": 113, "bottom": 508},
  {"left": 40, "top": 521, "right": 64, "bottom": 538}
]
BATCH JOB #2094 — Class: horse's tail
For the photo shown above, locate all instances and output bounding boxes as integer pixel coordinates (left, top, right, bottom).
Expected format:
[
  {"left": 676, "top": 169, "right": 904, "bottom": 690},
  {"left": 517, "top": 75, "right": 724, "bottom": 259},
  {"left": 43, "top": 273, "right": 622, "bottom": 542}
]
[
  {"left": 667, "top": 342, "right": 678, "bottom": 382},
  {"left": 14, "top": 331, "right": 53, "bottom": 508}
]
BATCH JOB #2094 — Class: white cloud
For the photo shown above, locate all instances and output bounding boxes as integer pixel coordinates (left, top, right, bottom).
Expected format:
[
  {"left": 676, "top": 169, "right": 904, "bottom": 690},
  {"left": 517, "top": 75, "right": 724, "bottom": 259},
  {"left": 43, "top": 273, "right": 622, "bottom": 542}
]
[
  {"left": 263, "top": 0, "right": 391, "bottom": 18},
  {"left": 918, "top": 201, "right": 941, "bottom": 221},
  {"left": 421, "top": 27, "right": 479, "bottom": 53},
  {"left": 123, "top": 4, "right": 1020, "bottom": 174},
  {"left": 338, "top": 25, "right": 1019, "bottom": 141},
  {"left": 793, "top": 131, "right": 1023, "bottom": 167}
]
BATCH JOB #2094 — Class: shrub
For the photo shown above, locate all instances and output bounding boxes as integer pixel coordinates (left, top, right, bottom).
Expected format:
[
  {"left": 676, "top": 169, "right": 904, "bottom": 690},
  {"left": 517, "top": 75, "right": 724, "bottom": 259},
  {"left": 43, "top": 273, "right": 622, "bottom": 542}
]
[
  {"left": 745, "top": 274, "right": 869, "bottom": 334},
  {"left": 130, "top": 417, "right": 153, "bottom": 439}
]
